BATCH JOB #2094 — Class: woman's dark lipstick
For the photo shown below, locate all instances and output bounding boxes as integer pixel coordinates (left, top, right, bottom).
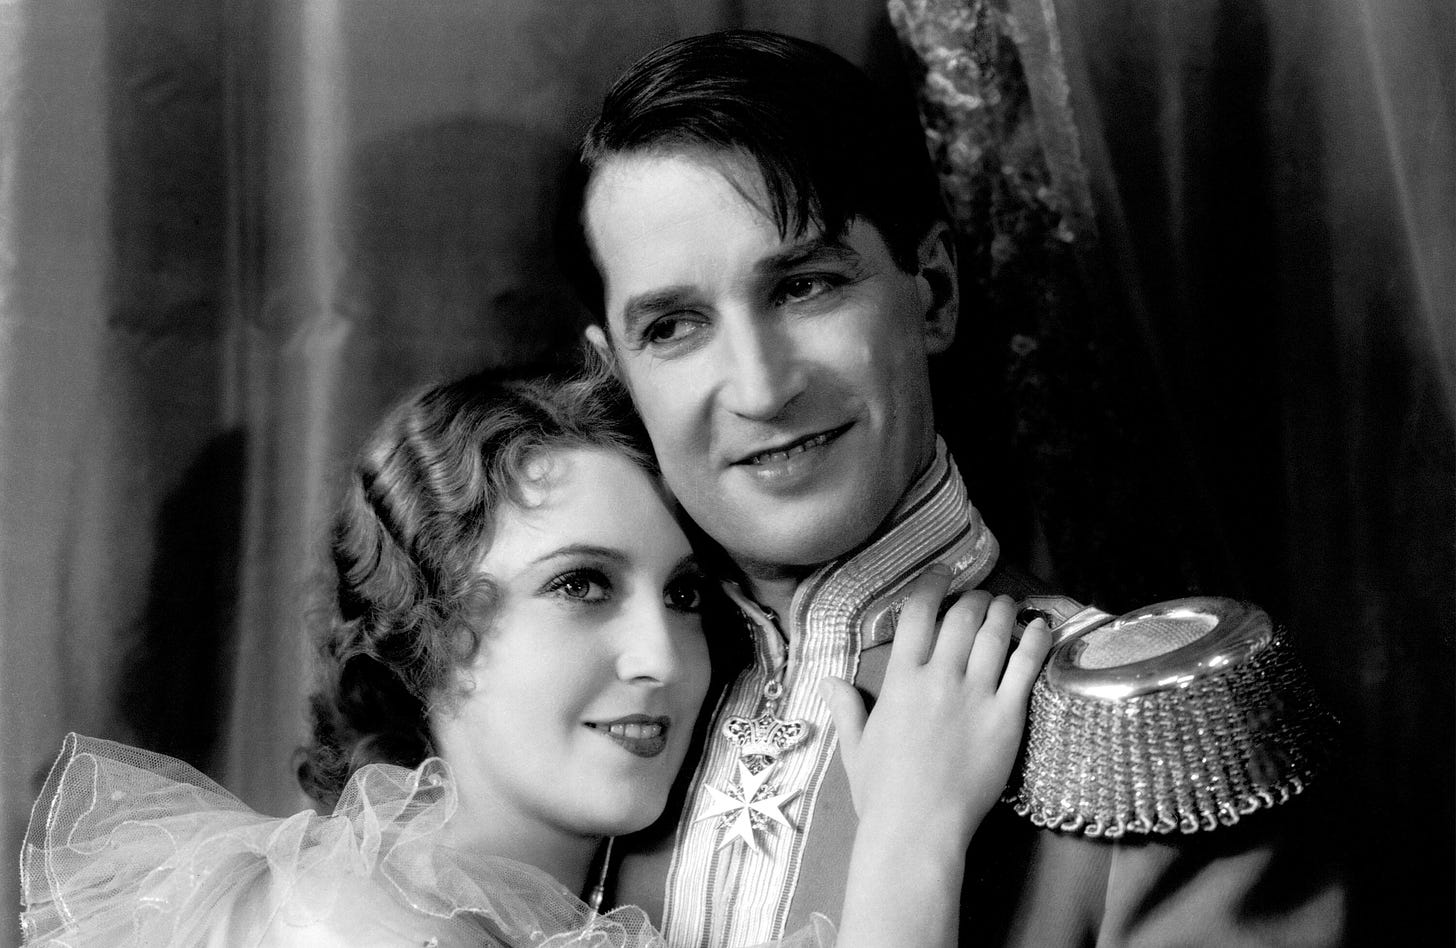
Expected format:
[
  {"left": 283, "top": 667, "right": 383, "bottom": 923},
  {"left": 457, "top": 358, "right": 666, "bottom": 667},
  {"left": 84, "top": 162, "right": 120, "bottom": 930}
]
[{"left": 585, "top": 715, "right": 670, "bottom": 758}]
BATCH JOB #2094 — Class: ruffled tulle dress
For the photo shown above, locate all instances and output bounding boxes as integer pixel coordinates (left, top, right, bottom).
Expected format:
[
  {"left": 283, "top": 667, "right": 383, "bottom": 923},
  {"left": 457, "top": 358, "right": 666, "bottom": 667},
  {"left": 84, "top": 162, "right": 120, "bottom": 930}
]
[{"left": 21, "top": 734, "right": 834, "bottom": 947}]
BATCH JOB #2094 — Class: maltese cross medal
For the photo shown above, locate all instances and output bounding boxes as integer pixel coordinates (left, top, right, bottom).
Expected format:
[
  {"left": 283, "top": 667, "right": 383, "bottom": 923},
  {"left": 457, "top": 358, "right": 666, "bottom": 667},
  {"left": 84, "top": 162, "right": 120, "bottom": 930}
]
[{"left": 695, "top": 709, "right": 810, "bottom": 852}]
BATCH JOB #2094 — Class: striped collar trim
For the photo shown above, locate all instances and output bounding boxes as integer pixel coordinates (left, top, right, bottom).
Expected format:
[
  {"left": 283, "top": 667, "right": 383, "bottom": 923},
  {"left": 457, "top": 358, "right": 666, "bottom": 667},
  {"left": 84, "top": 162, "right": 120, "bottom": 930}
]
[
  {"left": 786, "top": 437, "right": 999, "bottom": 651},
  {"left": 659, "top": 440, "right": 997, "bottom": 946}
]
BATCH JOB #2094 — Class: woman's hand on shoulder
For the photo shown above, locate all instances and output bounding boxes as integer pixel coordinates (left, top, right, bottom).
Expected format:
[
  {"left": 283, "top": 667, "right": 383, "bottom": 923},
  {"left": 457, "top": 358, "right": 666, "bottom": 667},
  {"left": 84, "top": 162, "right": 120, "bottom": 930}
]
[{"left": 819, "top": 568, "right": 1053, "bottom": 846}]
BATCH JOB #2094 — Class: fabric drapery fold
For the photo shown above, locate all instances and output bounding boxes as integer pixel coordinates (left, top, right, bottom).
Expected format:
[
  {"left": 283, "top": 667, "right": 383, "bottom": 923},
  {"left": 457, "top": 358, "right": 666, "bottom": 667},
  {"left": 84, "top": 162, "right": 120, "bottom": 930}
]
[
  {"left": 2, "top": 0, "right": 1449, "bottom": 943},
  {"left": 893, "top": 1, "right": 1451, "bottom": 941}
]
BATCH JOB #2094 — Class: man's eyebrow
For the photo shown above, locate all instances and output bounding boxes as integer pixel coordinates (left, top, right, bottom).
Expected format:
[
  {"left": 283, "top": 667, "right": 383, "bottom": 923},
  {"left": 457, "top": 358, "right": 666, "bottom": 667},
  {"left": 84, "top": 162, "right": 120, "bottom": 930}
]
[
  {"left": 527, "top": 543, "right": 629, "bottom": 569},
  {"left": 614, "top": 237, "right": 860, "bottom": 339},
  {"left": 755, "top": 235, "right": 861, "bottom": 275},
  {"left": 669, "top": 551, "right": 705, "bottom": 578},
  {"left": 618, "top": 286, "right": 697, "bottom": 340}
]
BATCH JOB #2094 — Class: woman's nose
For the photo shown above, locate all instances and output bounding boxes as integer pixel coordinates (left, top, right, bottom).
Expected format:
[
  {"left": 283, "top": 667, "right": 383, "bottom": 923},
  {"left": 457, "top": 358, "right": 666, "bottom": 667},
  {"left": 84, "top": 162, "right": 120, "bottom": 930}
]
[{"left": 615, "top": 605, "right": 686, "bottom": 685}]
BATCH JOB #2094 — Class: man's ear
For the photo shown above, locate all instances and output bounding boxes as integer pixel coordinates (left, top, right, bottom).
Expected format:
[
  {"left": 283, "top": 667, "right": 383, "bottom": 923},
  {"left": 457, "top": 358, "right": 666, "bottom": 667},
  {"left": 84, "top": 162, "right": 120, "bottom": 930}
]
[
  {"left": 584, "top": 323, "right": 618, "bottom": 376},
  {"left": 916, "top": 221, "right": 959, "bottom": 355}
]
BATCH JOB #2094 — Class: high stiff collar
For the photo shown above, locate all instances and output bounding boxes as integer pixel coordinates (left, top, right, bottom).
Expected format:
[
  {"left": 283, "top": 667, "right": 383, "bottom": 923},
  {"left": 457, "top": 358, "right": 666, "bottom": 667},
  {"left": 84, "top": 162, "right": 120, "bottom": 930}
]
[
  {"left": 730, "top": 437, "right": 1000, "bottom": 652},
  {"left": 660, "top": 441, "right": 998, "bottom": 947}
]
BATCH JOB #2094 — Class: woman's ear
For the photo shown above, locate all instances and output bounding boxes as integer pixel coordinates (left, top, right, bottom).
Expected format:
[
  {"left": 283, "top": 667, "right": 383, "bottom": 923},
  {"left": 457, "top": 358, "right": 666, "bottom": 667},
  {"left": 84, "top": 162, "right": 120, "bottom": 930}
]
[{"left": 916, "top": 222, "right": 959, "bottom": 355}]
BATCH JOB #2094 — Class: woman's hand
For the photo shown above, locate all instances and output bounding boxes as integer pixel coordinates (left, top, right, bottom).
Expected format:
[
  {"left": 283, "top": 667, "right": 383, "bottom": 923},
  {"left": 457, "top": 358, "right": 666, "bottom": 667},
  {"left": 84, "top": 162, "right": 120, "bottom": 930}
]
[{"left": 819, "top": 568, "right": 1053, "bottom": 846}]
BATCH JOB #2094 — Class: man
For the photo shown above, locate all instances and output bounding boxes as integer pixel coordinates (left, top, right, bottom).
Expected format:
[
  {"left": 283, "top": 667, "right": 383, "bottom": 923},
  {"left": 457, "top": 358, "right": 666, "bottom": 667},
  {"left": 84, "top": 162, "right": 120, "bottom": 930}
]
[{"left": 577, "top": 30, "right": 1342, "bottom": 947}]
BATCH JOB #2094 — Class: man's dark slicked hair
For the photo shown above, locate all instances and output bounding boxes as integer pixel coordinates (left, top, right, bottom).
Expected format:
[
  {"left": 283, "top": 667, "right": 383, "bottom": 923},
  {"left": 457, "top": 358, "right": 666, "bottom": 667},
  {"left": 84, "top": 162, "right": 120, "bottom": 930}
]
[{"left": 580, "top": 30, "right": 944, "bottom": 279}]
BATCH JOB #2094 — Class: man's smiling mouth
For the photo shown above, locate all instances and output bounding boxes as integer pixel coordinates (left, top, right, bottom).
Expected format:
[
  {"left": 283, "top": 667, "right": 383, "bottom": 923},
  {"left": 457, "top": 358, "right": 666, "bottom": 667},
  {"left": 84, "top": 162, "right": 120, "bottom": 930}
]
[{"left": 737, "top": 423, "right": 852, "bottom": 466}]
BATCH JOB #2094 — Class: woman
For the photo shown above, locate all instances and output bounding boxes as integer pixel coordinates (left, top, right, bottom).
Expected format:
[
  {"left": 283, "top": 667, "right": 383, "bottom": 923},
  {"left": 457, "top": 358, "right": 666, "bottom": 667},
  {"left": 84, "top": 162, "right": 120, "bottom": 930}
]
[{"left": 21, "top": 371, "right": 1050, "bottom": 947}]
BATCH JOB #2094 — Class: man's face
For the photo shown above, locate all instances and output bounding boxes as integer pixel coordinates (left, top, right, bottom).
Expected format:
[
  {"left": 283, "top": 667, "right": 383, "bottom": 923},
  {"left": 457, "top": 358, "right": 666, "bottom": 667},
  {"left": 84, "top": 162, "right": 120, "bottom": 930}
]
[{"left": 585, "top": 151, "right": 956, "bottom": 574}]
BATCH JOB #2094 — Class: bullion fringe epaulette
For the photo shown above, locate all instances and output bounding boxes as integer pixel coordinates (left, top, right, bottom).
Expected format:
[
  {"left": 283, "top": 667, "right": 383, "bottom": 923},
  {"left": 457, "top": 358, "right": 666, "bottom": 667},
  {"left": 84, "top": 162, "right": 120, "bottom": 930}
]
[{"left": 1003, "top": 596, "right": 1337, "bottom": 838}]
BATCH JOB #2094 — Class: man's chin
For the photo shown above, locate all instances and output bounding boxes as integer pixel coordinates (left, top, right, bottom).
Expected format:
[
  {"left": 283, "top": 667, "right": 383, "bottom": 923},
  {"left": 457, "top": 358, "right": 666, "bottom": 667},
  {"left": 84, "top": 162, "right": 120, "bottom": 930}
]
[{"left": 716, "top": 510, "right": 883, "bottom": 574}]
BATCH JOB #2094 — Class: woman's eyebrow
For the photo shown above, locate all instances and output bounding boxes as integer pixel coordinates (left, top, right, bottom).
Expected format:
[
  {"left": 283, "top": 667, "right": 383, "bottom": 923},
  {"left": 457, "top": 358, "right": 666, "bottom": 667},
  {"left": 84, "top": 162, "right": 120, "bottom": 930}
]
[{"left": 527, "top": 544, "right": 629, "bottom": 569}]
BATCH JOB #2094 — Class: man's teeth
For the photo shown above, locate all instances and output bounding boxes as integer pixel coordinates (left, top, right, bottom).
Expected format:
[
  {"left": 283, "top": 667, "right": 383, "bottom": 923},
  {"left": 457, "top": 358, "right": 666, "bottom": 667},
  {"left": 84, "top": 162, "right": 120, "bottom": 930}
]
[
  {"left": 750, "top": 431, "right": 832, "bottom": 465},
  {"left": 601, "top": 722, "right": 664, "bottom": 739}
]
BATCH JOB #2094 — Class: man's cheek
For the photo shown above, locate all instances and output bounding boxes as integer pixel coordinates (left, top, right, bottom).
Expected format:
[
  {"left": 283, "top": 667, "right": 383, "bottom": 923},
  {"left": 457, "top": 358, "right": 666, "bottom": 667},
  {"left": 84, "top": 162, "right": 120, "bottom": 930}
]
[{"left": 637, "top": 375, "right": 694, "bottom": 422}]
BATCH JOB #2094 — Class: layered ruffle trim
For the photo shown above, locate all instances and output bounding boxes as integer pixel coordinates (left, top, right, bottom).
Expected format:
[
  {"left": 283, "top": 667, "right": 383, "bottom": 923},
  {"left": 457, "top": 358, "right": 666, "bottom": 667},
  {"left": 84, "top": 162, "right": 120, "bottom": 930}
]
[{"left": 22, "top": 734, "right": 834, "bottom": 947}]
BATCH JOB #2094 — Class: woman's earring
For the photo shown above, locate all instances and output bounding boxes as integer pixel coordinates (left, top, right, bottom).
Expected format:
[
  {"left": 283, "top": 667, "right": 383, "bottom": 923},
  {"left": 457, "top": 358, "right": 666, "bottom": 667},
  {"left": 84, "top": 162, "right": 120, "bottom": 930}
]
[{"left": 585, "top": 835, "right": 615, "bottom": 915}]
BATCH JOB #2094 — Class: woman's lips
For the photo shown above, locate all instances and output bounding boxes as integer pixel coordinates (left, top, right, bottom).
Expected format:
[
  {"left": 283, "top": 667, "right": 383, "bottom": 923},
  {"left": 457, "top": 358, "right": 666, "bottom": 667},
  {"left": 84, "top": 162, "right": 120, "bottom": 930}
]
[{"left": 585, "top": 716, "right": 670, "bottom": 758}]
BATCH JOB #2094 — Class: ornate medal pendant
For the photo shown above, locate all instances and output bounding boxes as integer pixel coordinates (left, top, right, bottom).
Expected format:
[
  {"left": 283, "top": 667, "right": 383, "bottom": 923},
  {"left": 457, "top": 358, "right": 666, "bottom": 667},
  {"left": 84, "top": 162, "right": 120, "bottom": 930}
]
[
  {"left": 695, "top": 586, "right": 812, "bottom": 852},
  {"left": 694, "top": 680, "right": 811, "bottom": 851}
]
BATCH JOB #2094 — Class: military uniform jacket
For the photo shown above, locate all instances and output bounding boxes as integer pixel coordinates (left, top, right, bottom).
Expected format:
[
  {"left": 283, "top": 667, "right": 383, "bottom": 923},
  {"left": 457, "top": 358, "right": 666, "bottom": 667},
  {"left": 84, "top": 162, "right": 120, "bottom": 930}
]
[{"left": 616, "top": 442, "right": 1344, "bottom": 946}]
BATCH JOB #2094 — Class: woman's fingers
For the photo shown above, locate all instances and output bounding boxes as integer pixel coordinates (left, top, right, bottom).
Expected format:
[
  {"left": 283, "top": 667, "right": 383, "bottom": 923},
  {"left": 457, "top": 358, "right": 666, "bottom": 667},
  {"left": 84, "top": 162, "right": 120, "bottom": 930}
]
[
  {"left": 929, "top": 590, "right": 991, "bottom": 672},
  {"left": 889, "top": 569, "right": 1055, "bottom": 702},
  {"left": 819, "top": 676, "right": 868, "bottom": 749},
  {"left": 836, "top": 579, "right": 1057, "bottom": 842},
  {"left": 964, "top": 595, "right": 1017, "bottom": 689},
  {"left": 820, "top": 676, "right": 869, "bottom": 810},
  {"left": 888, "top": 568, "right": 953, "bottom": 670},
  {"left": 999, "top": 617, "right": 1054, "bottom": 705}
]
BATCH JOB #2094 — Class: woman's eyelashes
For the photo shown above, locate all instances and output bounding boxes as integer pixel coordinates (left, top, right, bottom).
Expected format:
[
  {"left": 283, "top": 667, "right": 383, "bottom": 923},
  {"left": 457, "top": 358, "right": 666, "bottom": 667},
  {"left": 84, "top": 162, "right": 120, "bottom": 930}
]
[
  {"left": 542, "top": 566, "right": 612, "bottom": 603},
  {"left": 538, "top": 564, "right": 705, "bottom": 613}
]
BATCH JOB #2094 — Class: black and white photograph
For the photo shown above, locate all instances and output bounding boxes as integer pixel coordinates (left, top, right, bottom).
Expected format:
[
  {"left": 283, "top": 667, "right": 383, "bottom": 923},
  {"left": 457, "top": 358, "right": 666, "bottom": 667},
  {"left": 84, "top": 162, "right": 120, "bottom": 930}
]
[{"left": 1, "top": 1, "right": 1451, "bottom": 945}]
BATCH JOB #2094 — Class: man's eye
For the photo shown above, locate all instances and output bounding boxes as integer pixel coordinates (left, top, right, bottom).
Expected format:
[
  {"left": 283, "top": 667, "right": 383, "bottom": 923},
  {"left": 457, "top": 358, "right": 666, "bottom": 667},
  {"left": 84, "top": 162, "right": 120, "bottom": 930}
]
[
  {"left": 778, "top": 275, "right": 837, "bottom": 304},
  {"left": 643, "top": 315, "right": 702, "bottom": 345},
  {"left": 546, "top": 569, "right": 610, "bottom": 603},
  {"left": 664, "top": 576, "right": 705, "bottom": 612}
]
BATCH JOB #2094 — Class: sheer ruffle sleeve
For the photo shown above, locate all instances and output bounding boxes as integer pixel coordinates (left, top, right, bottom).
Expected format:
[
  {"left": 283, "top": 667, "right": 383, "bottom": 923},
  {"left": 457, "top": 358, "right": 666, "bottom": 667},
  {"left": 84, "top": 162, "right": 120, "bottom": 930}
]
[{"left": 21, "top": 735, "right": 835, "bottom": 947}]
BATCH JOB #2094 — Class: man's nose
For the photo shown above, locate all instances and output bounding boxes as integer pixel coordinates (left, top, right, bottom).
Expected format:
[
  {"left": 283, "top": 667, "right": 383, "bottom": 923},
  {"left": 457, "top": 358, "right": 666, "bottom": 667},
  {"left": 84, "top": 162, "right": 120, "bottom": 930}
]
[
  {"left": 717, "top": 312, "right": 807, "bottom": 420},
  {"left": 615, "top": 603, "right": 687, "bottom": 685}
]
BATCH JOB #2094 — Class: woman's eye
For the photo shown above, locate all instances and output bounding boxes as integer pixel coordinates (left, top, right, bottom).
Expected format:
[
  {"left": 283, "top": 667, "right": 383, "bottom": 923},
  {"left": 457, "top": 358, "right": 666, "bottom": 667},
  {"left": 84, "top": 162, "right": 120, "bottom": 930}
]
[
  {"left": 664, "top": 576, "right": 705, "bottom": 612},
  {"left": 547, "top": 569, "right": 610, "bottom": 603}
]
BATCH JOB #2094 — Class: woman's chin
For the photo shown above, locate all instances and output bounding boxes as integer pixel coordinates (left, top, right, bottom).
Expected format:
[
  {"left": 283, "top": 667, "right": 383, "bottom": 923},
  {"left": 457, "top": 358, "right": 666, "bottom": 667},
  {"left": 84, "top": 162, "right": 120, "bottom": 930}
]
[{"left": 573, "top": 790, "right": 672, "bottom": 838}]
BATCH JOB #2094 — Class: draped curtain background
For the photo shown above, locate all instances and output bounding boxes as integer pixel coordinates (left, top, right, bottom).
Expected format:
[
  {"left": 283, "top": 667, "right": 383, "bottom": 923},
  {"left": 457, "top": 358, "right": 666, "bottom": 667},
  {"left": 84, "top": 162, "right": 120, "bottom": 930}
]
[{"left": 1, "top": 1, "right": 1449, "bottom": 944}]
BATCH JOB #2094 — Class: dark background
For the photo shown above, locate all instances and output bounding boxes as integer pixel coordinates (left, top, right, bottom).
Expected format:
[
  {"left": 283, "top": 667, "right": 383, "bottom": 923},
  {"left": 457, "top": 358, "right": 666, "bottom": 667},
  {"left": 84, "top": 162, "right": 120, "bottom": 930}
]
[{"left": 2, "top": 0, "right": 1450, "bottom": 944}]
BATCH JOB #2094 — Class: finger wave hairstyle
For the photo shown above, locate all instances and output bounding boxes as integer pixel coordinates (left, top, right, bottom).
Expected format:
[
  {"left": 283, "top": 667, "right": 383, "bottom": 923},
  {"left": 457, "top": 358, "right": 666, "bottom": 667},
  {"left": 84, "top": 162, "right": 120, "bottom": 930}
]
[{"left": 296, "top": 369, "right": 653, "bottom": 808}]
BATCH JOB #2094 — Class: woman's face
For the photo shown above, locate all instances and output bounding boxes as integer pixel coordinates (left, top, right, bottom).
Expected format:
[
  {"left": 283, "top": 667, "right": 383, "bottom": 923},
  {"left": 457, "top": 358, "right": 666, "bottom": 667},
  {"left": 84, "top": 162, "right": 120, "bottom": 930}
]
[{"left": 433, "top": 446, "right": 713, "bottom": 844}]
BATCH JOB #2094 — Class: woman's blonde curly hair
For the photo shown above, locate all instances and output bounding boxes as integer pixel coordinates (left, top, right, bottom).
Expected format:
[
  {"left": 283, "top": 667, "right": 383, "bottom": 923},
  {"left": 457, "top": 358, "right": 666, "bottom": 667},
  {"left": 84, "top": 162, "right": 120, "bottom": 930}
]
[{"left": 296, "top": 368, "right": 653, "bottom": 808}]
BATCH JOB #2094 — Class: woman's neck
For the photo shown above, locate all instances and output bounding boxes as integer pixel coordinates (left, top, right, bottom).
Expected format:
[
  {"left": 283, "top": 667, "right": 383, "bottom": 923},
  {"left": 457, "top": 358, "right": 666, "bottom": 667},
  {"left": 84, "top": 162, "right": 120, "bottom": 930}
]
[{"left": 441, "top": 784, "right": 600, "bottom": 894}]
